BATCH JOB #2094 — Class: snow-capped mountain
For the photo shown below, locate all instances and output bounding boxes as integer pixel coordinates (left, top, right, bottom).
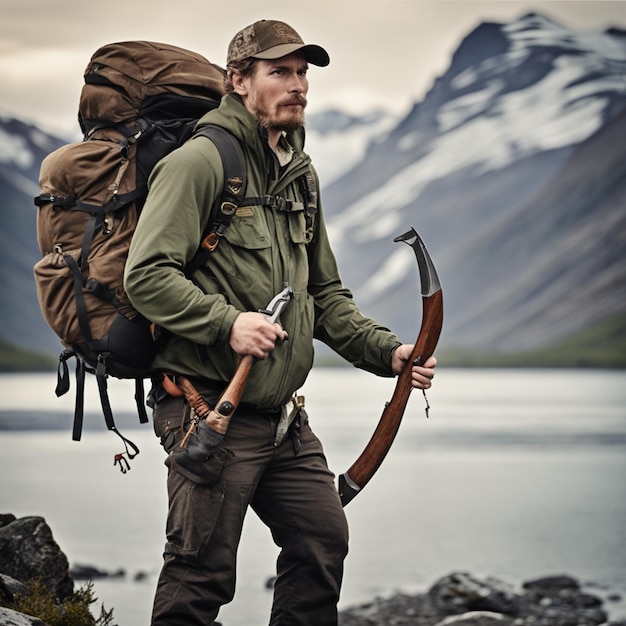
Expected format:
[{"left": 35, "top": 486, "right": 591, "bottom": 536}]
[
  {"left": 0, "top": 118, "right": 65, "bottom": 355},
  {"left": 320, "top": 12, "right": 626, "bottom": 352},
  {"left": 1, "top": 12, "right": 625, "bottom": 361},
  {"left": 326, "top": 13, "right": 626, "bottom": 242}
]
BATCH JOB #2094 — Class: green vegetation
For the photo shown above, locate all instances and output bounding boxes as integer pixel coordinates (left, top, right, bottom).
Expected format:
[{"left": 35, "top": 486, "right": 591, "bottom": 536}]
[
  {"left": 3, "top": 579, "right": 115, "bottom": 626},
  {"left": 315, "top": 312, "right": 626, "bottom": 369},
  {"left": 0, "top": 339, "right": 57, "bottom": 372},
  {"left": 3, "top": 312, "right": 625, "bottom": 373},
  {"left": 438, "top": 312, "right": 626, "bottom": 369}
]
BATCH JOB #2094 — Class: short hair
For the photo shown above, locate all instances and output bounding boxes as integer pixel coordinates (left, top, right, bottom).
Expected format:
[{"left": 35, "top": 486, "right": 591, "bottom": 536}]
[{"left": 224, "top": 57, "right": 258, "bottom": 94}]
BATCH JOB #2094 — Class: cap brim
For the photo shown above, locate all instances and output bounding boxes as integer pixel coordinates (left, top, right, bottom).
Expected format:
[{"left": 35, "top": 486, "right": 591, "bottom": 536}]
[{"left": 253, "top": 43, "right": 330, "bottom": 67}]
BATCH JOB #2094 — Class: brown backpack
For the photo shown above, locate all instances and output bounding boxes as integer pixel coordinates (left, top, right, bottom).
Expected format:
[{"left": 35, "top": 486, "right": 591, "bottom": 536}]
[{"left": 33, "top": 41, "right": 246, "bottom": 471}]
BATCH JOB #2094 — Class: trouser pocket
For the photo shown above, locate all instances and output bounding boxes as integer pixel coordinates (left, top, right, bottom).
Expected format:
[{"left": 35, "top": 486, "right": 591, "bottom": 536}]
[
  {"left": 153, "top": 394, "right": 184, "bottom": 453},
  {"left": 166, "top": 443, "right": 230, "bottom": 485},
  {"left": 155, "top": 395, "right": 232, "bottom": 560},
  {"left": 163, "top": 465, "right": 227, "bottom": 562}
]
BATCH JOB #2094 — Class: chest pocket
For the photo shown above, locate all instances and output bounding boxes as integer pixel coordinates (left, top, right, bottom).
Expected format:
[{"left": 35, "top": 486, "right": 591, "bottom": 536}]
[
  {"left": 225, "top": 170, "right": 318, "bottom": 249},
  {"left": 286, "top": 203, "right": 309, "bottom": 245},
  {"left": 222, "top": 204, "right": 272, "bottom": 250},
  {"left": 223, "top": 196, "right": 303, "bottom": 248},
  {"left": 278, "top": 171, "right": 317, "bottom": 245}
]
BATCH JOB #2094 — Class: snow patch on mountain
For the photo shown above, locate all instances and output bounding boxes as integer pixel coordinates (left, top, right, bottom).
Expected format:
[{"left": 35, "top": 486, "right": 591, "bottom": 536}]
[
  {"left": 504, "top": 12, "right": 626, "bottom": 60},
  {"left": 305, "top": 109, "right": 397, "bottom": 185},
  {"left": 358, "top": 247, "right": 414, "bottom": 302},
  {"left": 327, "top": 13, "right": 626, "bottom": 245},
  {"left": 0, "top": 126, "right": 35, "bottom": 169},
  {"left": 440, "top": 57, "right": 610, "bottom": 161}
]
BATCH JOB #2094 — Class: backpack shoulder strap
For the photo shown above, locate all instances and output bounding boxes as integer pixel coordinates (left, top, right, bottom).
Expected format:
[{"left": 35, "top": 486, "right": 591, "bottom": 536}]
[
  {"left": 298, "top": 170, "right": 318, "bottom": 244},
  {"left": 188, "top": 125, "right": 319, "bottom": 266},
  {"left": 192, "top": 124, "right": 246, "bottom": 253}
]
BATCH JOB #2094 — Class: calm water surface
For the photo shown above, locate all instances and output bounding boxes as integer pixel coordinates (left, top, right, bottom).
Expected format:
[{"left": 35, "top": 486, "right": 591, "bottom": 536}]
[{"left": 1, "top": 368, "right": 625, "bottom": 625}]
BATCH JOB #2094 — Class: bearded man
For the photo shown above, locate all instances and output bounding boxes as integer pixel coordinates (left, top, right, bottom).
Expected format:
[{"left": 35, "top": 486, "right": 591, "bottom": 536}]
[{"left": 125, "top": 19, "right": 436, "bottom": 626}]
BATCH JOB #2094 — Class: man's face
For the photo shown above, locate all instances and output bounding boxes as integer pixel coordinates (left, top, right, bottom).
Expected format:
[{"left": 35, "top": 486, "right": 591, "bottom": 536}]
[{"left": 237, "top": 53, "right": 309, "bottom": 133}]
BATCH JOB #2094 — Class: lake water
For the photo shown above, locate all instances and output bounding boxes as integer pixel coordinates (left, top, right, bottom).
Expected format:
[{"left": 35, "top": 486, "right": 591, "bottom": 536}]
[{"left": 1, "top": 368, "right": 625, "bottom": 625}]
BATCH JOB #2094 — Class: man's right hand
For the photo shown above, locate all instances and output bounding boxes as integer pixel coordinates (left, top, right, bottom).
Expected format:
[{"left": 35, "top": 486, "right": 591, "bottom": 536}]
[{"left": 229, "top": 311, "right": 288, "bottom": 359}]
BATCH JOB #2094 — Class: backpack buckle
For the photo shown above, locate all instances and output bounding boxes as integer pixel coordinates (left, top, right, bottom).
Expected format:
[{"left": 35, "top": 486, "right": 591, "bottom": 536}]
[
  {"left": 220, "top": 201, "right": 238, "bottom": 216},
  {"left": 263, "top": 196, "right": 292, "bottom": 211},
  {"left": 201, "top": 231, "right": 221, "bottom": 252}
]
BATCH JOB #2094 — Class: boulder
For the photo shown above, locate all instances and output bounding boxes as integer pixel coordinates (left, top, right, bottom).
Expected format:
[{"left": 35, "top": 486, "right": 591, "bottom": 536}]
[
  {"left": 70, "top": 563, "right": 125, "bottom": 580},
  {"left": 0, "top": 516, "right": 73, "bottom": 601},
  {"left": 518, "top": 574, "right": 607, "bottom": 625},
  {"left": 428, "top": 572, "right": 520, "bottom": 616}
]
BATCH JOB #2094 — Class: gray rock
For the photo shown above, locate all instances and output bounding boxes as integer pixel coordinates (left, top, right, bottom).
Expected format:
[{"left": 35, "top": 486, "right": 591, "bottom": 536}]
[
  {"left": 434, "top": 611, "right": 514, "bottom": 625},
  {"left": 0, "top": 516, "right": 16, "bottom": 529},
  {"left": 339, "top": 572, "right": 615, "bottom": 626},
  {"left": 0, "top": 516, "right": 73, "bottom": 600},
  {"left": 523, "top": 574, "right": 580, "bottom": 591},
  {"left": 0, "top": 573, "right": 28, "bottom": 602},
  {"left": 429, "top": 572, "right": 520, "bottom": 616},
  {"left": 0, "top": 606, "right": 49, "bottom": 625}
]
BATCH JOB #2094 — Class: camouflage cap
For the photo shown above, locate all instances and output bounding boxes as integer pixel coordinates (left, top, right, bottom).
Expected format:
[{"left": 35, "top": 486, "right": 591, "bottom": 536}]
[{"left": 227, "top": 20, "right": 330, "bottom": 67}]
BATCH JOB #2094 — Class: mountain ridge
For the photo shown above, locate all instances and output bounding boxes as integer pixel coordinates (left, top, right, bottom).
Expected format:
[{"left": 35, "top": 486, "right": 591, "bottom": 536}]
[
  {"left": 318, "top": 11, "right": 626, "bottom": 354},
  {"left": 0, "top": 11, "right": 624, "bottom": 366}
]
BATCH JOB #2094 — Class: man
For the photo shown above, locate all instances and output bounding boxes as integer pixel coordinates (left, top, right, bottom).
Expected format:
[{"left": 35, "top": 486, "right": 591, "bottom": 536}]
[{"left": 124, "top": 19, "right": 437, "bottom": 626}]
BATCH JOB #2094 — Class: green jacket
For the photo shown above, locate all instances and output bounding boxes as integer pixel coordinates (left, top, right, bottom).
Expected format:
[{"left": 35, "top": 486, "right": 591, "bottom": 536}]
[{"left": 124, "top": 95, "right": 400, "bottom": 409}]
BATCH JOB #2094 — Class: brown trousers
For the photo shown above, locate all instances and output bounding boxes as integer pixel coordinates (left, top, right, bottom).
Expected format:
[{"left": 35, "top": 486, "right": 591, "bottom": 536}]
[{"left": 150, "top": 395, "right": 349, "bottom": 626}]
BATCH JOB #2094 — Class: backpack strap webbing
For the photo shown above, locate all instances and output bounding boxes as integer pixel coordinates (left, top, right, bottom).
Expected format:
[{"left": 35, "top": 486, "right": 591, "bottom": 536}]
[
  {"left": 187, "top": 125, "right": 319, "bottom": 271},
  {"left": 94, "top": 354, "right": 142, "bottom": 472},
  {"left": 192, "top": 125, "right": 246, "bottom": 255},
  {"left": 56, "top": 347, "right": 144, "bottom": 472},
  {"left": 55, "top": 348, "right": 88, "bottom": 443},
  {"left": 298, "top": 171, "right": 318, "bottom": 244}
]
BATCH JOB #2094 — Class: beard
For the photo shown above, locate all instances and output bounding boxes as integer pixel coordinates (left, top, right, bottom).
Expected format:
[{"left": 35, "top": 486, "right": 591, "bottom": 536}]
[{"left": 252, "top": 95, "right": 307, "bottom": 132}]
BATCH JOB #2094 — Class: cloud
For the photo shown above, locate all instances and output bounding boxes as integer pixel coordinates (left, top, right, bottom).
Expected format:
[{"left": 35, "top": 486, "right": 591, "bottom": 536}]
[{"left": 0, "top": 0, "right": 623, "bottom": 135}]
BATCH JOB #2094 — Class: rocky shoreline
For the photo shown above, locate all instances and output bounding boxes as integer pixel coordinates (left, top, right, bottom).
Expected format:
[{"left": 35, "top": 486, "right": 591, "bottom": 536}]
[
  {"left": 1, "top": 514, "right": 624, "bottom": 625},
  {"left": 338, "top": 572, "right": 625, "bottom": 626}
]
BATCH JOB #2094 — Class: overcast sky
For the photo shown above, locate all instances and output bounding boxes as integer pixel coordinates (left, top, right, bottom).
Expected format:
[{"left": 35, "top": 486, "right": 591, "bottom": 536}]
[{"left": 1, "top": 0, "right": 624, "bottom": 136}]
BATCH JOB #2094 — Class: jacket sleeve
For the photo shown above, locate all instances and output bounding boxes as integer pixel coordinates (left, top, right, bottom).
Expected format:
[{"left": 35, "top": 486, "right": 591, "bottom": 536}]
[
  {"left": 124, "top": 140, "right": 240, "bottom": 345},
  {"left": 306, "top": 183, "right": 401, "bottom": 377}
]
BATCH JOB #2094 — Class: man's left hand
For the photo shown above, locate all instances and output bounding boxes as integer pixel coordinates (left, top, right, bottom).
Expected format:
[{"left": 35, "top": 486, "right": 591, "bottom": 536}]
[{"left": 391, "top": 345, "right": 437, "bottom": 389}]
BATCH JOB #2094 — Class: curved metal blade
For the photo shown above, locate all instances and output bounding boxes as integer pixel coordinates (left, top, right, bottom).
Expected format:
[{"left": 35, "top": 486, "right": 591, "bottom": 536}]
[{"left": 394, "top": 227, "right": 441, "bottom": 298}]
